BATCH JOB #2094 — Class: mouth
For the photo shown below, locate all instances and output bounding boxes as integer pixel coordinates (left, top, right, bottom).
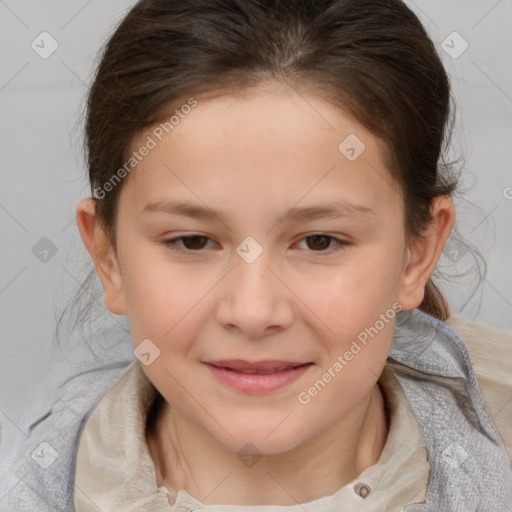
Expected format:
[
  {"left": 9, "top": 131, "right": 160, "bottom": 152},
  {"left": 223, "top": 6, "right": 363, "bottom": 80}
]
[
  {"left": 203, "top": 360, "right": 313, "bottom": 393},
  {"left": 205, "top": 359, "right": 311, "bottom": 373}
]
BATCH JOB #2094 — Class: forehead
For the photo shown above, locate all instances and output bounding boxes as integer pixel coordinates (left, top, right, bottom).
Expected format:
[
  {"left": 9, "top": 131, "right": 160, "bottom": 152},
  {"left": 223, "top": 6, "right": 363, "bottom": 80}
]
[{"left": 120, "top": 81, "right": 402, "bottom": 221}]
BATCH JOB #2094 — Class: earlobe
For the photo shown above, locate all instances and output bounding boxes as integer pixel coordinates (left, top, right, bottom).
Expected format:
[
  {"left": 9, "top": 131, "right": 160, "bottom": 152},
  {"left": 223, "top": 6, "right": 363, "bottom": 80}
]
[
  {"left": 75, "top": 198, "right": 128, "bottom": 315},
  {"left": 397, "top": 196, "right": 455, "bottom": 310}
]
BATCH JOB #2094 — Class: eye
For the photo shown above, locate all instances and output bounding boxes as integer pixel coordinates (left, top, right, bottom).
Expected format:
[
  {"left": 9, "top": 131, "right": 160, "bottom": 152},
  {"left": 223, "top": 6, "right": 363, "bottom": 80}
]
[
  {"left": 295, "top": 234, "right": 350, "bottom": 254},
  {"left": 162, "top": 233, "right": 350, "bottom": 254},
  {"left": 162, "top": 234, "right": 216, "bottom": 252}
]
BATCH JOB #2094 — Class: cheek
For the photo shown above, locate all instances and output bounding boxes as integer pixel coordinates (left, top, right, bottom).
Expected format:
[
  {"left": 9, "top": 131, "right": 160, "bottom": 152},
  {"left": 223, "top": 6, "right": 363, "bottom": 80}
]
[
  {"left": 297, "top": 332, "right": 391, "bottom": 434},
  {"left": 300, "top": 249, "right": 400, "bottom": 381},
  {"left": 120, "top": 245, "right": 201, "bottom": 344},
  {"left": 318, "top": 259, "right": 401, "bottom": 337},
  {"left": 298, "top": 289, "right": 396, "bottom": 421}
]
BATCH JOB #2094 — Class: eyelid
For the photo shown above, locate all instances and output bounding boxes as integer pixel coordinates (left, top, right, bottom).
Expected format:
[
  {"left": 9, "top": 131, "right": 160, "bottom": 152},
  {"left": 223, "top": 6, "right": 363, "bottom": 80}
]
[
  {"left": 293, "top": 233, "right": 350, "bottom": 254},
  {"left": 163, "top": 233, "right": 217, "bottom": 252},
  {"left": 162, "top": 232, "right": 350, "bottom": 255}
]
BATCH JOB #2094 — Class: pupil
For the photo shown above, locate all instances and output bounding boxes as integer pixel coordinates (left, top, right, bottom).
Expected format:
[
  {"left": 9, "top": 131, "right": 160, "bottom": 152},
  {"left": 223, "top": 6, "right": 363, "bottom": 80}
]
[
  {"left": 184, "top": 236, "right": 207, "bottom": 250},
  {"left": 307, "top": 235, "right": 330, "bottom": 250}
]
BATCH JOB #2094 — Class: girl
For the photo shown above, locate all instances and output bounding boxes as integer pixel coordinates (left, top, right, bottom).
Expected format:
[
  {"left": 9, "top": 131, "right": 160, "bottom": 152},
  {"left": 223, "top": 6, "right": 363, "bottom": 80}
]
[{"left": 1, "top": 0, "right": 511, "bottom": 510}]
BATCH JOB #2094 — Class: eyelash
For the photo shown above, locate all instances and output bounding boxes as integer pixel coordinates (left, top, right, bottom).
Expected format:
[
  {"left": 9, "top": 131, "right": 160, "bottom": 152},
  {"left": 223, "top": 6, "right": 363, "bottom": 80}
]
[{"left": 162, "top": 233, "right": 350, "bottom": 256}]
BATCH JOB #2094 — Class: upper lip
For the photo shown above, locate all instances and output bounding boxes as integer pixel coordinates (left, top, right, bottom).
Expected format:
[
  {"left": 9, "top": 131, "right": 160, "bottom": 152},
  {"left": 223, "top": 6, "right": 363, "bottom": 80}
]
[{"left": 205, "top": 360, "right": 311, "bottom": 372}]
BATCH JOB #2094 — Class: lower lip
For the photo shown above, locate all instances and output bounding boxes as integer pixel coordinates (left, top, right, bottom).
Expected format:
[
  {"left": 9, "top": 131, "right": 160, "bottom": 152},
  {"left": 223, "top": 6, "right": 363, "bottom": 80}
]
[{"left": 204, "top": 363, "right": 313, "bottom": 394}]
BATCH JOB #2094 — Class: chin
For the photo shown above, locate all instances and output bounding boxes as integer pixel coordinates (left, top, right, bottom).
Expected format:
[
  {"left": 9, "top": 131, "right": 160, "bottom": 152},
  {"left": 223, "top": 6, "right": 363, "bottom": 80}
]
[{"left": 215, "top": 426, "right": 308, "bottom": 458}]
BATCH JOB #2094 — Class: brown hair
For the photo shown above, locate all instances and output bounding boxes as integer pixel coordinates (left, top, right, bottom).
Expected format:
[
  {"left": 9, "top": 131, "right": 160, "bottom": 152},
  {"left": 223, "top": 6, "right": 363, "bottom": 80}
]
[{"left": 81, "top": 0, "right": 461, "bottom": 329}]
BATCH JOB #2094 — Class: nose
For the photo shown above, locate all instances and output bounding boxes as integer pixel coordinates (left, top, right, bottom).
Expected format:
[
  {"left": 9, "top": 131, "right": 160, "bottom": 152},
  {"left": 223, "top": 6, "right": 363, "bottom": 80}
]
[{"left": 215, "top": 248, "right": 294, "bottom": 339}]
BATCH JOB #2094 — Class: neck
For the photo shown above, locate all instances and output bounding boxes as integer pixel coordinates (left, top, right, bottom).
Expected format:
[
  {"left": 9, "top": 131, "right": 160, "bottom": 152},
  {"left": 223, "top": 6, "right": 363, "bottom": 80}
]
[{"left": 146, "top": 383, "right": 388, "bottom": 506}]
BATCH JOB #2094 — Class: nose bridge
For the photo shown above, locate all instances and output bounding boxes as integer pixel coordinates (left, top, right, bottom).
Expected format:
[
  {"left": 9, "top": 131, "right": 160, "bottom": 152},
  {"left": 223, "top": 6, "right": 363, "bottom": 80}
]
[
  {"left": 215, "top": 237, "right": 293, "bottom": 336},
  {"left": 231, "top": 238, "right": 276, "bottom": 300}
]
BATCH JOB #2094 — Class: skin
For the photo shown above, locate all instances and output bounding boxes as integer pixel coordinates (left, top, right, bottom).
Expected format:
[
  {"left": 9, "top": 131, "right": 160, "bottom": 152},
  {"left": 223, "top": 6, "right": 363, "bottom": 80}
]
[{"left": 76, "top": 80, "right": 455, "bottom": 505}]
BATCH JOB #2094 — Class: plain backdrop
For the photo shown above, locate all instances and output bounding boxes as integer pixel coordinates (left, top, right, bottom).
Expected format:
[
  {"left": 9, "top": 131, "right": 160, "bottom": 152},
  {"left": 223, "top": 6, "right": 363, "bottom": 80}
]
[{"left": 0, "top": 0, "right": 511, "bottom": 437}]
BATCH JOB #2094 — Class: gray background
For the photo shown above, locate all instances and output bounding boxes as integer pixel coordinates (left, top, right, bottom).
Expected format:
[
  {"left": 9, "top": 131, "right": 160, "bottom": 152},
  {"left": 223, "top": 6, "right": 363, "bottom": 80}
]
[{"left": 1, "top": 0, "right": 511, "bottom": 435}]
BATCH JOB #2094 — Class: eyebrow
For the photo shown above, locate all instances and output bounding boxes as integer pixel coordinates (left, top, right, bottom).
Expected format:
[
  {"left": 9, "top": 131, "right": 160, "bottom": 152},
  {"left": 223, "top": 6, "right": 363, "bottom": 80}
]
[{"left": 141, "top": 199, "right": 375, "bottom": 228}]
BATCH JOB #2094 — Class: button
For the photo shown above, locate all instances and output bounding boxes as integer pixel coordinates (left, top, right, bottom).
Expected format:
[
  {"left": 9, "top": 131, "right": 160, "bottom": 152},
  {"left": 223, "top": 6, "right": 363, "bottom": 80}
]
[{"left": 354, "top": 482, "right": 371, "bottom": 498}]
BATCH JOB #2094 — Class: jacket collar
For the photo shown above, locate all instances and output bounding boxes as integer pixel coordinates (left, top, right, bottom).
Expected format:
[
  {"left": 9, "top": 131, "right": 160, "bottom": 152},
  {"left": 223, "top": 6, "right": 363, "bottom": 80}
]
[{"left": 389, "top": 309, "right": 512, "bottom": 511}]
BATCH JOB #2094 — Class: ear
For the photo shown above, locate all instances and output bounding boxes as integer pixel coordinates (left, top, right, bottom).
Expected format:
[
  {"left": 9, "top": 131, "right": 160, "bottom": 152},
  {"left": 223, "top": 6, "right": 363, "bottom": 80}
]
[
  {"left": 75, "top": 198, "right": 128, "bottom": 315},
  {"left": 397, "top": 195, "right": 455, "bottom": 310}
]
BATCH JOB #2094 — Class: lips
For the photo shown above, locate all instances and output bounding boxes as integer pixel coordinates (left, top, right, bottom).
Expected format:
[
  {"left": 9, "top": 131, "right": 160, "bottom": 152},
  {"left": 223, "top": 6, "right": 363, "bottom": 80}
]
[
  {"left": 205, "top": 360, "right": 310, "bottom": 374},
  {"left": 204, "top": 359, "right": 313, "bottom": 394}
]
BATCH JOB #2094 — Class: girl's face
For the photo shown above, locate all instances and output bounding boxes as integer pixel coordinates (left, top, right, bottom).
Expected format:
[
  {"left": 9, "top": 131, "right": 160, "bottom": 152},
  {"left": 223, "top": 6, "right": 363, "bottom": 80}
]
[{"left": 95, "top": 81, "right": 433, "bottom": 455}]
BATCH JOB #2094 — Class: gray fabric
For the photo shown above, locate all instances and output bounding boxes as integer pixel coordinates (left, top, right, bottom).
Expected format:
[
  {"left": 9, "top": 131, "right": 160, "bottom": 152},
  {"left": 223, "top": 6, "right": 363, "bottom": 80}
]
[
  {"left": 0, "top": 308, "right": 511, "bottom": 511},
  {"left": 389, "top": 310, "right": 512, "bottom": 511}
]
